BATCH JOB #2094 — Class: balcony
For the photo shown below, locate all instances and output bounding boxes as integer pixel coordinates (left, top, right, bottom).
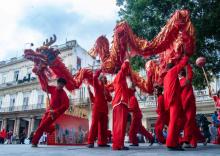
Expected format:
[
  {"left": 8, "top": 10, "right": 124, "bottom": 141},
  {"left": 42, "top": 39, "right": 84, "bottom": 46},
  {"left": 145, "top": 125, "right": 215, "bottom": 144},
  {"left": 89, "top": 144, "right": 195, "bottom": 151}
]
[
  {"left": 0, "top": 77, "right": 38, "bottom": 90},
  {"left": 0, "top": 103, "right": 45, "bottom": 113},
  {"left": 71, "top": 98, "right": 90, "bottom": 106},
  {"left": 139, "top": 89, "right": 214, "bottom": 109}
]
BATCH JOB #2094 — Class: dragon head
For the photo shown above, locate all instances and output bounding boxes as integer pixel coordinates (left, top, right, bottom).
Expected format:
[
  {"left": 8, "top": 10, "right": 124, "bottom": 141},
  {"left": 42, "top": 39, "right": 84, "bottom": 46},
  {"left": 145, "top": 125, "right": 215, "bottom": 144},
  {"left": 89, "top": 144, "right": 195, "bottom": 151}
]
[{"left": 24, "top": 34, "right": 60, "bottom": 66}]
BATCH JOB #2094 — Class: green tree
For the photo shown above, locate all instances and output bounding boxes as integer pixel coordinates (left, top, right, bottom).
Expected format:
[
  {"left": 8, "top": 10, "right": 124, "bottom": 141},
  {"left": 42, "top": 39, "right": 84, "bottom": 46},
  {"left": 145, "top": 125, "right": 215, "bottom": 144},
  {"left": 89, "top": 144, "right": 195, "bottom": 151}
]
[{"left": 117, "top": 0, "right": 220, "bottom": 89}]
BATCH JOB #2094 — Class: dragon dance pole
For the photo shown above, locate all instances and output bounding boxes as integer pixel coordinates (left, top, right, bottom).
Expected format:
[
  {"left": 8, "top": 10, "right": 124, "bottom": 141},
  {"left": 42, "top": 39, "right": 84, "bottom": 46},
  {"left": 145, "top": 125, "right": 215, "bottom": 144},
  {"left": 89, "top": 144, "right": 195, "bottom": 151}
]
[{"left": 196, "top": 57, "right": 211, "bottom": 92}]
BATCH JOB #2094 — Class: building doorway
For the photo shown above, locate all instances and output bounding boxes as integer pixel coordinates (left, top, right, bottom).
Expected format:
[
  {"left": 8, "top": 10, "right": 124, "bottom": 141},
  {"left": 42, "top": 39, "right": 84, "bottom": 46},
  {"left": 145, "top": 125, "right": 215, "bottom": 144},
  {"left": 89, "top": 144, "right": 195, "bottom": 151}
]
[
  {"left": 6, "top": 119, "right": 15, "bottom": 132},
  {"left": 33, "top": 119, "right": 41, "bottom": 131},
  {"left": 0, "top": 120, "right": 2, "bottom": 130},
  {"left": 19, "top": 119, "right": 29, "bottom": 140}
]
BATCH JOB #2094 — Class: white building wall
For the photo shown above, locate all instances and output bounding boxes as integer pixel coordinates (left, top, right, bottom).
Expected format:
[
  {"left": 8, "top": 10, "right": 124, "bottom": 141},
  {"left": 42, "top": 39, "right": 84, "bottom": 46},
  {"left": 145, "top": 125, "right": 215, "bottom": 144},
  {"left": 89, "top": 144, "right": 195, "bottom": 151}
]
[
  {"left": 15, "top": 92, "right": 23, "bottom": 106},
  {"left": 30, "top": 90, "right": 38, "bottom": 105},
  {"left": 6, "top": 71, "right": 14, "bottom": 83},
  {"left": 0, "top": 73, "right": 2, "bottom": 84},
  {"left": 2, "top": 94, "right": 10, "bottom": 108}
]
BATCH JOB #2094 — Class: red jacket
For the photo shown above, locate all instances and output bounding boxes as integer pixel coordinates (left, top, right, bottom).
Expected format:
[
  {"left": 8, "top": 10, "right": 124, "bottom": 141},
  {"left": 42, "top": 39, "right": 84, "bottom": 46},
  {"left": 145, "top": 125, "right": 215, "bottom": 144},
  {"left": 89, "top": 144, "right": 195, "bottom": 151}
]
[
  {"left": 213, "top": 96, "right": 220, "bottom": 108},
  {"left": 163, "top": 56, "right": 189, "bottom": 110},
  {"left": 0, "top": 129, "right": 7, "bottom": 139},
  {"left": 156, "top": 94, "right": 165, "bottom": 115},
  {"left": 38, "top": 73, "right": 69, "bottom": 115},
  {"left": 128, "top": 89, "right": 142, "bottom": 118},
  {"left": 179, "top": 64, "right": 195, "bottom": 110},
  {"left": 112, "top": 61, "right": 130, "bottom": 108},
  {"left": 93, "top": 70, "right": 112, "bottom": 113}
]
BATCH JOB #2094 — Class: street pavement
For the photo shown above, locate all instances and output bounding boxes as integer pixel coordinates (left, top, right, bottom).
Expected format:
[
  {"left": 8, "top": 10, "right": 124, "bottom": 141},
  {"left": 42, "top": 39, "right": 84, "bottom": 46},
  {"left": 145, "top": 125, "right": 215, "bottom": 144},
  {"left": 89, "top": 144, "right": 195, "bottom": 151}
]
[{"left": 0, "top": 143, "right": 219, "bottom": 156}]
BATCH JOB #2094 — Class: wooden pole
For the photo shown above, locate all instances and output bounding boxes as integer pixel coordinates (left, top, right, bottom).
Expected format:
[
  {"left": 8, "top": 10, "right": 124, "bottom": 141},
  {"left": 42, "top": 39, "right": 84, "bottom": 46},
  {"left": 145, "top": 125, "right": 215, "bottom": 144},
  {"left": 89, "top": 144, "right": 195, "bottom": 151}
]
[{"left": 202, "top": 67, "right": 211, "bottom": 92}]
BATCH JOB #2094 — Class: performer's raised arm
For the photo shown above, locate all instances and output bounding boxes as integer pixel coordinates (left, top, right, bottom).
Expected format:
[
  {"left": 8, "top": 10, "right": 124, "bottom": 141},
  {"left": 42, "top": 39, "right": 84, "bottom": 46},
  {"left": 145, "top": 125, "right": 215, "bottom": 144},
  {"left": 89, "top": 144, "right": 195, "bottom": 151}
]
[
  {"left": 174, "top": 56, "right": 189, "bottom": 74},
  {"left": 93, "top": 69, "right": 102, "bottom": 87},
  {"left": 114, "top": 60, "right": 130, "bottom": 83}
]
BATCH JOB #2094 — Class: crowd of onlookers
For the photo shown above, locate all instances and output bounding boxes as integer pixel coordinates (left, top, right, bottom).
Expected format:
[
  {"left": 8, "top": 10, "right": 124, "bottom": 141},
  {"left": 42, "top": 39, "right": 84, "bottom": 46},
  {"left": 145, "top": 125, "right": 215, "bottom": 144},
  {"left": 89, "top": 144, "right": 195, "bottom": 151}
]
[
  {"left": 0, "top": 129, "right": 47, "bottom": 144},
  {"left": 124, "top": 111, "right": 219, "bottom": 145},
  {"left": 0, "top": 111, "right": 219, "bottom": 145}
]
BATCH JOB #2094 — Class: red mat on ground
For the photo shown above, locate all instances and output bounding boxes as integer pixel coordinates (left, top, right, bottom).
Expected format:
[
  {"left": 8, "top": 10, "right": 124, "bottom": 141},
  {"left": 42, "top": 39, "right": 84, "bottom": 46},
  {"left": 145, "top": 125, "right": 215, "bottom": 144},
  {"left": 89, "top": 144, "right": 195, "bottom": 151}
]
[{"left": 47, "top": 114, "right": 89, "bottom": 145}]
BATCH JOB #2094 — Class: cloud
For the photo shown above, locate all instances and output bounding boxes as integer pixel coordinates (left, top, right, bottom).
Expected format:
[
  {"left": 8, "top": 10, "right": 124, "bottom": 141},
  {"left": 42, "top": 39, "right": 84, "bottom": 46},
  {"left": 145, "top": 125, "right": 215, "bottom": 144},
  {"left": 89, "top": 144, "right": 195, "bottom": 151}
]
[{"left": 0, "top": 0, "right": 119, "bottom": 61}]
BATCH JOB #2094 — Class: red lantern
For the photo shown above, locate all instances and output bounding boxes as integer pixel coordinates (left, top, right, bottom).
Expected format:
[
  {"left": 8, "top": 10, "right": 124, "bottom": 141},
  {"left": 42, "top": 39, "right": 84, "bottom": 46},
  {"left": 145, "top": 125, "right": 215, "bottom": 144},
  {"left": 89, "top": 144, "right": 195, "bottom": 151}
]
[{"left": 196, "top": 57, "right": 206, "bottom": 68}]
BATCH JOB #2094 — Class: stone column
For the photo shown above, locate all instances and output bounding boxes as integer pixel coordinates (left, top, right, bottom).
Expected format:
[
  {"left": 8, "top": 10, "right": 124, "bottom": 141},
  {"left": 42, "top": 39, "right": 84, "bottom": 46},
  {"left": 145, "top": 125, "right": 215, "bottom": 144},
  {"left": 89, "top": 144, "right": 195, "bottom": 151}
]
[
  {"left": 27, "top": 116, "right": 35, "bottom": 137},
  {"left": 14, "top": 118, "right": 20, "bottom": 136},
  {"left": 145, "top": 118, "right": 151, "bottom": 130},
  {"left": 28, "top": 117, "right": 35, "bottom": 137},
  {"left": 27, "top": 118, "right": 31, "bottom": 137},
  {"left": 1, "top": 118, "right": 7, "bottom": 130}
]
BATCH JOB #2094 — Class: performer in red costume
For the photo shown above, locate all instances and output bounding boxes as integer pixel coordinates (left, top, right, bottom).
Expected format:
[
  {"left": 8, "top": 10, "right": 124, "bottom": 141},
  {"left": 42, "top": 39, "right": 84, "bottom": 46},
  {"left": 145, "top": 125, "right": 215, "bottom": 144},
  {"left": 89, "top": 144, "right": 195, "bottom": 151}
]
[
  {"left": 128, "top": 84, "right": 154, "bottom": 146},
  {"left": 163, "top": 55, "right": 189, "bottom": 151},
  {"left": 179, "top": 64, "right": 205, "bottom": 148},
  {"left": 209, "top": 90, "right": 220, "bottom": 144},
  {"left": 155, "top": 86, "right": 169, "bottom": 144},
  {"left": 112, "top": 60, "right": 131, "bottom": 150},
  {"left": 87, "top": 69, "right": 112, "bottom": 148},
  {"left": 31, "top": 70, "right": 69, "bottom": 147}
]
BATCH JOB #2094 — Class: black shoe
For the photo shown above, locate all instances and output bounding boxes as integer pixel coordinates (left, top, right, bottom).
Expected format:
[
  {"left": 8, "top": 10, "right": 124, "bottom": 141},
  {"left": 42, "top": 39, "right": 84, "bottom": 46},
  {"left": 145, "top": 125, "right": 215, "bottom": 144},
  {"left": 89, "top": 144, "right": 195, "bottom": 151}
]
[
  {"left": 129, "top": 144, "right": 139, "bottom": 146},
  {"left": 149, "top": 140, "right": 154, "bottom": 146},
  {"left": 87, "top": 144, "right": 94, "bottom": 148},
  {"left": 98, "top": 144, "right": 110, "bottom": 147},
  {"left": 167, "top": 146, "right": 185, "bottom": 151},
  {"left": 182, "top": 143, "right": 192, "bottom": 148},
  {"left": 203, "top": 138, "right": 209, "bottom": 146},
  {"left": 121, "top": 146, "right": 129, "bottom": 150},
  {"left": 31, "top": 144, "right": 38, "bottom": 147}
]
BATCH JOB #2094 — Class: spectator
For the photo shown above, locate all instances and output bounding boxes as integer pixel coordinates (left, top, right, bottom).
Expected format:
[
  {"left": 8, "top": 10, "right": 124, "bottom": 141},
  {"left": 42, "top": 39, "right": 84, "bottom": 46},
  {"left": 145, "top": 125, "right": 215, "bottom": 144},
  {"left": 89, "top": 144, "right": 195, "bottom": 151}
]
[
  {"left": 19, "top": 130, "right": 26, "bottom": 144},
  {"left": 209, "top": 122, "right": 217, "bottom": 143},
  {"left": 162, "top": 127, "right": 168, "bottom": 139},
  {"left": 0, "top": 129, "right": 7, "bottom": 144},
  {"left": 211, "top": 111, "right": 220, "bottom": 126},
  {"left": 199, "top": 114, "right": 211, "bottom": 144},
  {"left": 43, "top": 132, "right": 47, "bottom": 144},
  {"left": 29, "top": 131, "right": 35, "bottom": 144},
  {"left": 7, "top": 130, "right": 13, "bottom": 144}
]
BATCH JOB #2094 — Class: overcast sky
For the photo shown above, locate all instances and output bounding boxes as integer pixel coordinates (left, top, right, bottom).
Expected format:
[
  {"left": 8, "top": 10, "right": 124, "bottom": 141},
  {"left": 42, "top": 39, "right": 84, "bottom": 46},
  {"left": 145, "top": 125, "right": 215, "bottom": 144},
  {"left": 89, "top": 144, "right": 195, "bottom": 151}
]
[{"left": 0, "top": 0, "right": 119, "bottom": 61}]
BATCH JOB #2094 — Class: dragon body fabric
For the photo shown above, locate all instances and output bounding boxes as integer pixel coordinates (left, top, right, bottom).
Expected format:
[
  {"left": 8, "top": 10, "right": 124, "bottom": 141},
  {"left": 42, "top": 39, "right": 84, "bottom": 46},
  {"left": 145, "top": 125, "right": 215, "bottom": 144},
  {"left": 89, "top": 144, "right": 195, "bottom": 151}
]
[
  {"left": 89, "top": 10, "right": 195, "bottom": 93},
  {"left": 24, "top": 47, "right": 93, "bottom": 93},
  {"left": 24, "top": 10, "right": 195, "bottom": 95}
]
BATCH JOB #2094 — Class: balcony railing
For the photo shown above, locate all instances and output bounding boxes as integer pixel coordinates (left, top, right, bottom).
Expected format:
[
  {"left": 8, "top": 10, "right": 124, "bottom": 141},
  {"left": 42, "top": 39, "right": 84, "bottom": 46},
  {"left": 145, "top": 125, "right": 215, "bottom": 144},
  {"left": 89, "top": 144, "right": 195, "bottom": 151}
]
[
  {"left": 0, "top": 103, "right": 45, "bottom": 113},
  {"left": 139, "top": 89, "right": 214, "bottom": 109},
  {"left": 0, "top": 90, "right": 215, "bottom": 112},
  {"left": 71, "top": 98, "right": 90, "bottom": 106}
]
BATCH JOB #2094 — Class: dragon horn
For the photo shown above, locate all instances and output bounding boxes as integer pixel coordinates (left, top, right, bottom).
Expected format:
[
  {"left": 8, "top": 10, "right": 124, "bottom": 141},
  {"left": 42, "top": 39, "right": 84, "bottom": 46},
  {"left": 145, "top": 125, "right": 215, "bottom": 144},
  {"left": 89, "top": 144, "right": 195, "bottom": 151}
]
[{"left": 43, "top": 34, "right": 57, "bottom": 47}]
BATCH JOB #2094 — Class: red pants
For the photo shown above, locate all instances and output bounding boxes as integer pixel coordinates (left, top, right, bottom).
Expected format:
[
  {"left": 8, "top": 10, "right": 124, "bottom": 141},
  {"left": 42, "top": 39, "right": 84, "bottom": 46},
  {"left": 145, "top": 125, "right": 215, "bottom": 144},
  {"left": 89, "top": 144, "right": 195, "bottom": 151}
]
[
  {"left": 87, "top": 111, "right": 108, "bottom": 145},
  {"left": 166, "top": 101, "right": 182, "bottom": 147},
  {"left": 182, "top": 105, "right": 196, "bottom": 143},
  {"left": 155, "top": 113, "right": 169, "bottom": 144},
  {"left": 112, "top": 104, "right": 128, "bottom": 150},
  {"left": 216, "top": 125, "right": 220, "bottom": 144},
  {"left": 32, "top": 111, "right": 61, "bottom": 145},
  {"left": 189, "top": 125, "right": 205, "bottom": 147},
  {"left": 129, "top": 116, "right": 153, "bottom": 144}
]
